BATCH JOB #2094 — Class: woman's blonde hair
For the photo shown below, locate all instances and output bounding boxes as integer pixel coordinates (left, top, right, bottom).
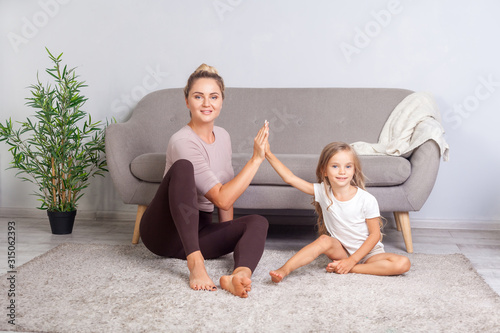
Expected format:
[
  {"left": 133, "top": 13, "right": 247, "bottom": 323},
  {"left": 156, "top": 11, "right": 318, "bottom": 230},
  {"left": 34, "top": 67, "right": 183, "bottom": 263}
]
[
  {"left": 184, "top": 63, "right": 225, "bottom": 99},
  {"left": 314, "top": 142, "right": 366, "bottom": 236}
]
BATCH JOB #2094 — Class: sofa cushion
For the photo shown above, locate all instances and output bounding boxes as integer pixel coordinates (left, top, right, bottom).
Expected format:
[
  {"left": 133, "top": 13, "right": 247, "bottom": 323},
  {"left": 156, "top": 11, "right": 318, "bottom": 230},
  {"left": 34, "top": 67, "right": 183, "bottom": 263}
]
[
  {"left": 232, "top": 153, "right": 317, "bottom": 185},
  {"left": 131, "top": 152, "right": 411, "bottom": 187},
  {"left": 233, "top": 153, "right": 411, "bottom": 187},
  {"left": 130, "top": 153, "right": 166, "bottom": 182},
  {"left": 361, "top": 155, "right": 411, "bottom": 186}
]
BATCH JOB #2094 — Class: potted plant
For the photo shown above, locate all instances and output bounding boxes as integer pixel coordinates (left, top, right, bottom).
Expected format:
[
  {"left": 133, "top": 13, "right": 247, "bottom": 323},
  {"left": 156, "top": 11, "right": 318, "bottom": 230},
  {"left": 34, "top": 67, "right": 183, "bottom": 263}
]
[{"left": 0, "top": 48, "right": 108, "bottom": 234}]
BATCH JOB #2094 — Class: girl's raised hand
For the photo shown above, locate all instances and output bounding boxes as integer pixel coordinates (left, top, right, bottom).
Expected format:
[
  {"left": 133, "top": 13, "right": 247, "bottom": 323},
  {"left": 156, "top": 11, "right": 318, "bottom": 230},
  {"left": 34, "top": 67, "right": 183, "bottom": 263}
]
[{"left": 264, "top": 120, "right": 271, "bottom": 155}]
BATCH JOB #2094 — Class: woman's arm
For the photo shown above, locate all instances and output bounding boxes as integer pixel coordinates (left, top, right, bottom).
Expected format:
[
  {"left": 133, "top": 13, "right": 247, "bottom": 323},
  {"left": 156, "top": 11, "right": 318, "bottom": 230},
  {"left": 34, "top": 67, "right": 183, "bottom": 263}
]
[
  {"left": 204, "top": 124, "right": 269, "bottom": 211},
  {"left": 332, "top": 217, "right": 381, "bottom": 274},
  {"left": 265, "top": 149, "right": 314, "bottom": 196},
  {"left": 218, "top": 206, "right": 233, "bottom": 222}
]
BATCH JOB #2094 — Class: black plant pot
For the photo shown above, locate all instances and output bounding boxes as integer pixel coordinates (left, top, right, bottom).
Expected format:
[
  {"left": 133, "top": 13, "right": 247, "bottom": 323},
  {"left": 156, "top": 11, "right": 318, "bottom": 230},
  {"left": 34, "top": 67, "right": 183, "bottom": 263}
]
[{"left": 47, "top": 210, "right": 76, "bottom": 235}]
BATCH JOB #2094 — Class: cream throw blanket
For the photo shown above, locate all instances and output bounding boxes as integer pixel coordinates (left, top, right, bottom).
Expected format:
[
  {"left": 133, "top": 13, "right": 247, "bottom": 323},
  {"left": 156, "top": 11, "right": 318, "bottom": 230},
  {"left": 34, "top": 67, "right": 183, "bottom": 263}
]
[{"left": 351, "top": 92, "right": 449, "bottom": 161}]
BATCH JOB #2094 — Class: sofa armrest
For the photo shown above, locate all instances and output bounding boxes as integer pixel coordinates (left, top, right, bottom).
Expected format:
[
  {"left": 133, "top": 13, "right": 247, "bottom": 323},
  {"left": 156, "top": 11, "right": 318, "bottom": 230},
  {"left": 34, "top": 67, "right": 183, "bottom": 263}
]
[
  {"left": 105, "top": 122, "right": 150, "bottom": 204},
  {"left": 401, "top": 140, "right": 441, "bottom": 210}
]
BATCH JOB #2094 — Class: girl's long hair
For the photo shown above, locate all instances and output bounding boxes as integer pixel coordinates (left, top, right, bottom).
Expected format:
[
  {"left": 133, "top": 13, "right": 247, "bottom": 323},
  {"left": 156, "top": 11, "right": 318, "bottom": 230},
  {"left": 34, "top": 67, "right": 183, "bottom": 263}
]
[{"left": 314, "top": 142, "right": 366, "bottom": 236}]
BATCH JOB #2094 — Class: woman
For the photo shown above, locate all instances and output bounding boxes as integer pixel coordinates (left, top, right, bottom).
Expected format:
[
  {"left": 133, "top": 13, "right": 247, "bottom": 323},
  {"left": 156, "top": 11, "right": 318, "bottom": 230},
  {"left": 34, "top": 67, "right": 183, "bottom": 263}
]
[{"left": 140, "top": 64, "right": 269, "bottom": 298}]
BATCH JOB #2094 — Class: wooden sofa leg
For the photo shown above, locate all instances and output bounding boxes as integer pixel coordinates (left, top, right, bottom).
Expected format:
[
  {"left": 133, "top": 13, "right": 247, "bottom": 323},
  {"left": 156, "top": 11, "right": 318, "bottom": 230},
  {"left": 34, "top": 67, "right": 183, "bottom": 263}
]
[
  {"left": 132, "top": 205, "right": 147, "bottom": 244},
  {"left": 394, "top": 212, "right": 402, "bottom": 231},
  {"left": 393, "top": 211, "right": 413, "bottom": 253}
]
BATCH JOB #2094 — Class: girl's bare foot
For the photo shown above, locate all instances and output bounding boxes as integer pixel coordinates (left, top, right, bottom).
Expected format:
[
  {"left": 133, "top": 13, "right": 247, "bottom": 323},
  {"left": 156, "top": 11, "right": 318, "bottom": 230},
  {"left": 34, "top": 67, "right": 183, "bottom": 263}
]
[
  {"left": 220, "top": 267, "right": 252, "bottom": 298},
  {"left": 269, "top": 269, "right": 287, "bottom": 283},
  {"left": 326, "top": 260, "right": 339, "bottom": 273},
  {"left": 187, "top": 251, "right": 217, "bottom": 291}
]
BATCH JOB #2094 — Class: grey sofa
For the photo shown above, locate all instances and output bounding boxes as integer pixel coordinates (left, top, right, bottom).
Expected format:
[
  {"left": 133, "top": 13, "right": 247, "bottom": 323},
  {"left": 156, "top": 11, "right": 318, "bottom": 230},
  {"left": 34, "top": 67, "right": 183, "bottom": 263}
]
[{"left": 105, "top": 87, "right": 442, "bottom": 253}]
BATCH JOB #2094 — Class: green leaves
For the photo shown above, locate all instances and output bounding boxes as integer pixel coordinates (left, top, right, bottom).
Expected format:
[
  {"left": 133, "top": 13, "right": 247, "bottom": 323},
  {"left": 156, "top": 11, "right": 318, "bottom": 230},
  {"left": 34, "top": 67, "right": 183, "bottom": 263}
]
[{"left": 0, "top": 48, "right": 111, "bottom": 212}]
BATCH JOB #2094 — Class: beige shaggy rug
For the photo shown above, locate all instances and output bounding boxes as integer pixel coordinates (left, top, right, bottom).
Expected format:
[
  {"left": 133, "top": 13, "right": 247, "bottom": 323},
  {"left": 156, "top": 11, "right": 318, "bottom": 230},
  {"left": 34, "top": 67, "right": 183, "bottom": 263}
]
[{"left": 1, "top": 243, "right": 500, "bottom": 332}]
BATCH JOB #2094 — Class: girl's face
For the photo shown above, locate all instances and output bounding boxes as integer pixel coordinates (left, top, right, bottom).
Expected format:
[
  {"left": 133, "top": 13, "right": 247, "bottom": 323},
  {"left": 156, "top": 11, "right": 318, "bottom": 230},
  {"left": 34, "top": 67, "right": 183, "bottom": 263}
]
[
  {"left": 185, "top": 78, "right": 223, "bottom": 125},
  {"left": 324, "top": 150, "right": 355, "bottom": 188}
]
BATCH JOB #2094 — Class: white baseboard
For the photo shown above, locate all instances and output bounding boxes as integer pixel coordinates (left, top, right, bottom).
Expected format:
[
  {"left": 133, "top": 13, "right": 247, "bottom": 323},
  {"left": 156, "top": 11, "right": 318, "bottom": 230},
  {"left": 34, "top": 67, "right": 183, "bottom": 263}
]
[
  {"left": 1, "top": 207, "right": 499, "bottom": 230},
  {"left": 0, "top": 207, "right": 137, "bottom": 221},
  {"left": 408, "top": 218, "right": 500, "bottom": 230}
]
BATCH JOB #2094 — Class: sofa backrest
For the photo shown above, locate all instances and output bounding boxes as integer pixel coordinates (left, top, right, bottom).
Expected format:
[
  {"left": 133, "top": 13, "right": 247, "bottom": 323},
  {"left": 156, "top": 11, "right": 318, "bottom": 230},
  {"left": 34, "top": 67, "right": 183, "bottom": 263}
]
[{"left": 126, "top": 87, "right": 414, "bottom": 155}]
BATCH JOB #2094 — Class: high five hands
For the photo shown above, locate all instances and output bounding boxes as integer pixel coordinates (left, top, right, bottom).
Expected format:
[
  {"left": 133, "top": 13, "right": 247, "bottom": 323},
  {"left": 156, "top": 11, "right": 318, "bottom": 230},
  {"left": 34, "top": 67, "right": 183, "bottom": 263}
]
[{"left": 253, "top": 120, "right": 269, "bottom": 162}]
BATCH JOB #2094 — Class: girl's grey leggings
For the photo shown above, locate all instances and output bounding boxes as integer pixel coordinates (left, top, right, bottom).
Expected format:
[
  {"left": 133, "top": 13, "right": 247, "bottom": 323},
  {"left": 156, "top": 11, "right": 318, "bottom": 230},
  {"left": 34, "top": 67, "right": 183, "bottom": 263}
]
[{"left": 140, "top": 159, "right": 269, "bottom": 271}]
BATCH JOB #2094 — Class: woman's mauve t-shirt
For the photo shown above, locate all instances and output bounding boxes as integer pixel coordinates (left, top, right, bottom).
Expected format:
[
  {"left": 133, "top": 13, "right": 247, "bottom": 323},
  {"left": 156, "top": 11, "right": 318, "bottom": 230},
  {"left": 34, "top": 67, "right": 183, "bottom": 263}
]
[{"left": 165, "top": 125, "right": 234, "bottom": 212}]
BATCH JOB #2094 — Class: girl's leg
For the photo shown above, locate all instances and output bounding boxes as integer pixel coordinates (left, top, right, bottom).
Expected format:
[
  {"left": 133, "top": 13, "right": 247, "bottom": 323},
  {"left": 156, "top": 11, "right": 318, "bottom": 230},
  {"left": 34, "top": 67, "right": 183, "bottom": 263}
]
[
  {"left": 140, "top": 159, "right": 216, "bottom": 291},
  {"left": 349, "top": 253, "right": 411, "bottom": 276},
  {"left": 270, "top": 235, "right": 349, "bottom": 283}
]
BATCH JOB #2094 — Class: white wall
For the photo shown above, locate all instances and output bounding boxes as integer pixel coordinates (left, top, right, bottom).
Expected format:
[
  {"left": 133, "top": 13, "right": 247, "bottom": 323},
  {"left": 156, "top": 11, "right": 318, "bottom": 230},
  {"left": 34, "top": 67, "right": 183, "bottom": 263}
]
[{"left": 1, "top": 0, "right": 499, "bottom": 224}]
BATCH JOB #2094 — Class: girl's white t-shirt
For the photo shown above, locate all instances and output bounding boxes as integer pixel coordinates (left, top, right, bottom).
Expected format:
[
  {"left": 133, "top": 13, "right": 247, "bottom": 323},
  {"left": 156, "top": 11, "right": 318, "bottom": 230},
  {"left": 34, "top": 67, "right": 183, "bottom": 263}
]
[{"left": 313, "top": 183, "right": 383, "bottom": 255}]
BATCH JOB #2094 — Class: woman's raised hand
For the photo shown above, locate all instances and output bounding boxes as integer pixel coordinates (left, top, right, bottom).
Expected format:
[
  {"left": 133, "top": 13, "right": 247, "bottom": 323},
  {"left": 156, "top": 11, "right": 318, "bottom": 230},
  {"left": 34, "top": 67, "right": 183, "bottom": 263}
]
[{"left": 252, "top": 120, "right": 269, "bottom": 162}]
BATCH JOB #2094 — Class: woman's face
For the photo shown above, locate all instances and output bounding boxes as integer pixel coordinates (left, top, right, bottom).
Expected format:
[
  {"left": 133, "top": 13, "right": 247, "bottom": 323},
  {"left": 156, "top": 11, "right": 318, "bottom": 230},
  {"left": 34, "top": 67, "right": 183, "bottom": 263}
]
[{"left": 185, "top": 78, "right": 223, "bottom": 125}]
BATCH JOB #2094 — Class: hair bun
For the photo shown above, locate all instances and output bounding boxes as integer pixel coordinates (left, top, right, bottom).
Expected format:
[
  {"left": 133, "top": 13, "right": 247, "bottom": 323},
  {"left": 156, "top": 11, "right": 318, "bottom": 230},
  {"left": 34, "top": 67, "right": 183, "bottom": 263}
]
[
  {"left": 195, "top": 63, "right": 219, "bottom": 75},
  {"left": 184, "top": 63, "right": 225, "bottom": 99}
]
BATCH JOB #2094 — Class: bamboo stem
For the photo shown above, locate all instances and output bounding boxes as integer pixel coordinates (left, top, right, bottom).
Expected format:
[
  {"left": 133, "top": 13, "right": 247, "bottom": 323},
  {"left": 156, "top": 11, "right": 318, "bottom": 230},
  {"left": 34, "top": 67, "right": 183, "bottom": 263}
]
[
  {"left": 51, "top": 157, "right": 57, "bottom": 208},
  {"left": 67, "top": 156, "right": 72, "bottom": 208}
]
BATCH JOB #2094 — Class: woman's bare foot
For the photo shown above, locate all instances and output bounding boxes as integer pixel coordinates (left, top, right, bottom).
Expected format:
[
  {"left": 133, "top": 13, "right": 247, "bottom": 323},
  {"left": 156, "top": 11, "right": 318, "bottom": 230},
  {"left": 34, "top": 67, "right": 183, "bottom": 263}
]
[
  {"left": 269, "top": 269, "right": 287, "bottom": 283},
  {"left": 187, "top": 251, "right": 216, "bottom": 291},
  {"left": 220, "top": 267, "right": 252, "bottom": 298}
]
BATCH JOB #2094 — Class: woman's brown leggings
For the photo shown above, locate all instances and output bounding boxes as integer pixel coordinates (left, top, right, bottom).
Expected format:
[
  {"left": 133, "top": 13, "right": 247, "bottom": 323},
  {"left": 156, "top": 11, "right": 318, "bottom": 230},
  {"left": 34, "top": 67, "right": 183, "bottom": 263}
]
[{"left": 140, "top": 159, "right": 269, "bottom": 272}]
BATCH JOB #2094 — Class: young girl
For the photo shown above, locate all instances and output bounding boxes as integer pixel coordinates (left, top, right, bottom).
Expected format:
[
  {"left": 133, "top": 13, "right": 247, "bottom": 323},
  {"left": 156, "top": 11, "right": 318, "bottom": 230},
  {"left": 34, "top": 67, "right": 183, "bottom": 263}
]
[{"left": 266, "top": 141, "right": 411, "bottom": 282}]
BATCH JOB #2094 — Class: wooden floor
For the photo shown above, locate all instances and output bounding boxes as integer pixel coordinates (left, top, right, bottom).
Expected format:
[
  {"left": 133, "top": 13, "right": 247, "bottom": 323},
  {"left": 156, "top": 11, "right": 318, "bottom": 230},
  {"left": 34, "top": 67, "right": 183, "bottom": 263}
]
[{"left": 1, "top": 216, "right": 499, "bottom": 295}]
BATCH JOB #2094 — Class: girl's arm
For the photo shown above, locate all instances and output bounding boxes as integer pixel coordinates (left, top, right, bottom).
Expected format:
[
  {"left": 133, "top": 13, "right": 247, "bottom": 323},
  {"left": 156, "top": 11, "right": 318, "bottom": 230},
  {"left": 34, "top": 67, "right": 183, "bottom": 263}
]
[
  {"left": 205, "top": 124, "right": 269, "bottom": 211},
  {"left": 265, "top": 150, "right": 314, "bottom": 196},
  {"left": 332, "top": 217, "right": 381, "bottom": 274}
]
